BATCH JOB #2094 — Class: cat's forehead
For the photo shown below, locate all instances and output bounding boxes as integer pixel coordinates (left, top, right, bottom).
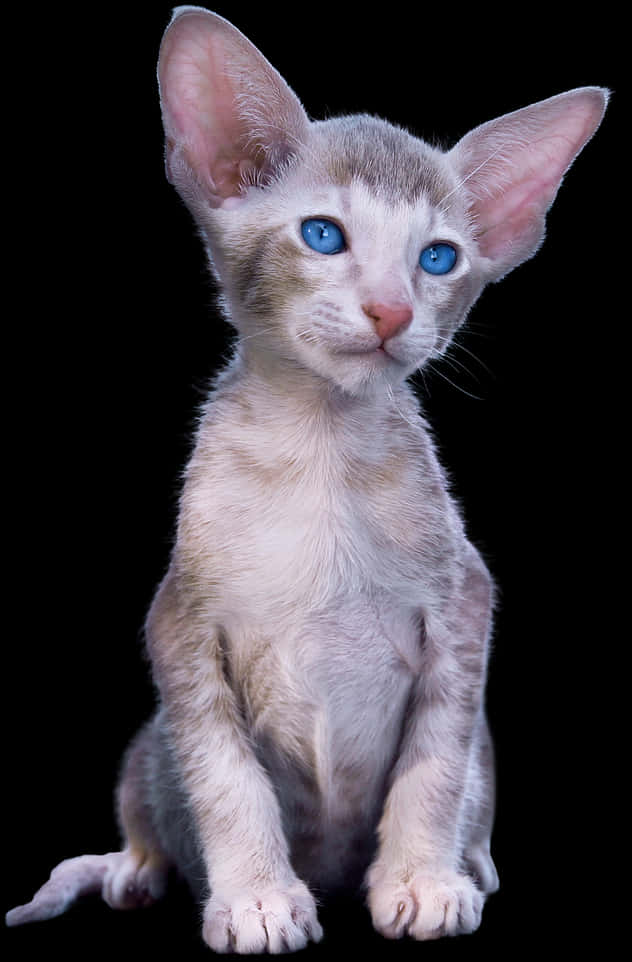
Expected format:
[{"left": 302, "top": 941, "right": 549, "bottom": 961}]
[{"left": 307, "top": 115, "right": 452, "bottom": 208}]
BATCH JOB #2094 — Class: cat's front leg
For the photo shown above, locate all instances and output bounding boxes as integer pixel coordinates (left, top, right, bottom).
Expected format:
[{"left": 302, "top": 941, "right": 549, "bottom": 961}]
[
  {"left": 146, "top": 573, "right": 322, "bottom": 954},
  {"left": 367, "top": 544, "right": 494, "bottom": 941}
]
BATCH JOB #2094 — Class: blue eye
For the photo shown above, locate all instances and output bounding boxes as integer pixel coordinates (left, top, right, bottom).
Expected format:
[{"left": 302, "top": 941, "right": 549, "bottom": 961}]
[
  {"left": 301, "top": 218, "right": 346, "bottom": 255},
  {"left": 420, "top": 243, "right": 457, "bottom": 275}
]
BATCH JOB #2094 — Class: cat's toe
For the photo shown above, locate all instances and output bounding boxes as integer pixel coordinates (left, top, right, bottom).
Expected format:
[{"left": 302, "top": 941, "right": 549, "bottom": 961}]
[
  {"left": 102, "top": 849, "right": 168, "bottom": 910},
  {"left": 369, "top": 869, "right": 484, "bottom": 941},
  {"left": 203, "top": 881, "right": 322, "bottom": 954},
  {"left": 367, "top": 880, "right": 416, "bottom": 940},
  {"left": 409, "top": 871, "right": 483, "bottom": 939}
]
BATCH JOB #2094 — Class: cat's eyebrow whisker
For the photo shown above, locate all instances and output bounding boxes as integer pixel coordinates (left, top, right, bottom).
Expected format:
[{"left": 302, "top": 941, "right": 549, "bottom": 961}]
[{"left": 437, "top": 147, "right": 504, "bottom": 214}]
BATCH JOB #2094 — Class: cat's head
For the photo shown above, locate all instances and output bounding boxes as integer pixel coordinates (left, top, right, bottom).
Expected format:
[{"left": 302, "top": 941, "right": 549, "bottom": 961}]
[{"left": 158, "top": 7, "right": 607, "bottom": 396}]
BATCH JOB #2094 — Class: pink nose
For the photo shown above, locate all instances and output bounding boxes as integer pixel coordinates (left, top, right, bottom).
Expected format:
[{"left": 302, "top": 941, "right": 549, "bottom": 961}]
[{"left": 363, "top": 301, "right": 413, "bottom": 342}]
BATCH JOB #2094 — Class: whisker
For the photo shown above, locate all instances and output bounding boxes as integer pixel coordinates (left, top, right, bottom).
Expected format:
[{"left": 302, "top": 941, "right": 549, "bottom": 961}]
[
  {"left": 238, "top": 325, "right": 280, "bottom": 343},
  {"left": 433, "top": 331, "right": 496, "bottom": 386},
  {"left": 295, "top": 328, "right": 319, "bottom": 344},
  {"left": 433, "top": 340, "right": 484, "bottom": 384},
  {"left": 413, "top": 364, "right": 431, "bottom": 399},
  {"left": 425, "top": 361, "right": 485, "bottom": 401},
  {"left": 457, "top": 326, "right": 495, "bottom": 342},
  {"left": 448, "top": 338, "right": 495, "bottom": 379},
  {"left": 383, "top": 376, "right": 423, "bottom": 432},
  {"left": 437, "top": 351, "right": 480, "bottom": 384}
]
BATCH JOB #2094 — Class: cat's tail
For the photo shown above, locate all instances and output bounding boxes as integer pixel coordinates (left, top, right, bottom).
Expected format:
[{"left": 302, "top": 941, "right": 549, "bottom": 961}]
[{"left": 6, "top": 849, "right": 168, "bottom": 926}]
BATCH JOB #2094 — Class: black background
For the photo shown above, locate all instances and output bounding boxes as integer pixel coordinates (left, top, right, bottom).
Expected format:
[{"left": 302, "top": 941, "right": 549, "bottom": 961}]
[{"left": 4, "top": 3, "right": 623, "bottom": 958}]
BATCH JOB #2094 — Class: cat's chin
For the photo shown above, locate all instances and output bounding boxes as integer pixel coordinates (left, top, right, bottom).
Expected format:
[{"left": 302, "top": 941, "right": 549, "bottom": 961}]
[{"left": 298, "top": 343, "right": 418, "bottom": 398}]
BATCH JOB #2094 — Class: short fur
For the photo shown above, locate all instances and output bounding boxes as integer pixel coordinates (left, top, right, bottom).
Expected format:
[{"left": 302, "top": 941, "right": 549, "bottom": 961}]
[{"left": 6, "top": 6, "right": 608, "bottom": 953}]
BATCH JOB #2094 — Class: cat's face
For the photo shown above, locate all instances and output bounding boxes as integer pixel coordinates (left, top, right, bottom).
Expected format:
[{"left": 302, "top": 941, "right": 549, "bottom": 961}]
[
  {"left": 207, "top": 116, "right": 483, "bottom": 396},
  {"left": 158, "top": 9, "right": 607, "bottom": 397}
]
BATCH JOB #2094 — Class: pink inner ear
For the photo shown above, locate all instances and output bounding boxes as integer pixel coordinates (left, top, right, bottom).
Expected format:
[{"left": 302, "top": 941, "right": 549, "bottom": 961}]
[
  {"left": 160, "top": 18, "right": 246, "bottom": 199},
  {"left": 450, "top": 88, "right": 608, "bottom": 273},
  {"left": 475, "top": 169, "right": 559, "bottom": 260},
  {"left": 470, "top": 131, "right": 582, "bottom": 261},
  {"left": 158, "top": 10, "right": 309, "bottom": 206}
]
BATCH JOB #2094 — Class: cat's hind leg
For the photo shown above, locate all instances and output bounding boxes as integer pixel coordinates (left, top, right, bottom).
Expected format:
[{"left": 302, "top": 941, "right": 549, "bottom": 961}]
[
  {"left": 461, "top": 713, "right": 499, "bottom": 895},
  {"left": 6, "top": 717, "right": 171, "bottom": 926},
  {"left": 102, "top": 716, "right": 171, "bottom": 910}
]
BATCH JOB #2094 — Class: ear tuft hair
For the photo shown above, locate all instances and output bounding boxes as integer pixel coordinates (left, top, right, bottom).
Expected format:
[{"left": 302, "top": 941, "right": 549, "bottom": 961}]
[{"left": 158, "top": 8, "right": 310, "bottom": 208}]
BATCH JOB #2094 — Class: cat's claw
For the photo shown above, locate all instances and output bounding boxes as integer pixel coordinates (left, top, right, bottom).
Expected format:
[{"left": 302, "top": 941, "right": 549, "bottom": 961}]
[
  {"left": 202, "top": 881, "right": 323, "bottom": 954},
  {"left": 368, "top": 868, "right": 484, "bottom": 941}
]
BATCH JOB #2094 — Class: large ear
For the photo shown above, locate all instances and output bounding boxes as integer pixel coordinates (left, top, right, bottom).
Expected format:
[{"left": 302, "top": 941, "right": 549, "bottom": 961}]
[
  {"left": 447, "top": 87, "right": 609, "bottom": 280},
  {"left": 157, "top": 7, "right": 310, "bottom": 208}
]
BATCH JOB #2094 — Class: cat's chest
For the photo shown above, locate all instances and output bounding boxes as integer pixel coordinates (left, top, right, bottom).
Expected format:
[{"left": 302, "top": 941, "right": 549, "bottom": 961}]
[{"left": 205, "top": 426, "right": 447, "bottom": 608}]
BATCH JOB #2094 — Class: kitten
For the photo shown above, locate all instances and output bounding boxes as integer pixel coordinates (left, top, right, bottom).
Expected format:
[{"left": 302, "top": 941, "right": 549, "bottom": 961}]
[{"left": 6, "top": 5, "right": 608, "bottom": 953}]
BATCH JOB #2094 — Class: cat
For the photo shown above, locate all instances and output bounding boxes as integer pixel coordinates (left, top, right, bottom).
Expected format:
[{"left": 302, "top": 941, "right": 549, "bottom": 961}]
[{"left": 6, "top": 5, "right": 608, "bottom": 954}]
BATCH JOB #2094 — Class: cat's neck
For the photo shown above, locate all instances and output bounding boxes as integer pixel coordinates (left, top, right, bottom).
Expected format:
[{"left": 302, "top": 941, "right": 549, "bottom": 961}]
[
  {"left": 236, "top": 340, "right": 401, "bottom": 427},
  {"left": 216, "top": 341, "right": 422, "bottom": 469}
]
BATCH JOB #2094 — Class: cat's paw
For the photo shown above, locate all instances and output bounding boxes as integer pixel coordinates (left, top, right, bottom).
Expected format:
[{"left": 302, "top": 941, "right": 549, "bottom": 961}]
[
  {"left": 202, "top": 880, "right": 323, "bottom": 954},
  {"left": 102, "top": 849, "right": 168, "bottom": 910},
  {"left": 368, "top": 868, "right": 484, "bottom": 941}
]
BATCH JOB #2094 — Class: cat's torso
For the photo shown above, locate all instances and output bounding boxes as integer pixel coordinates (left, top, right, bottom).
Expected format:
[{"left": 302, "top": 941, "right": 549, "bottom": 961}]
[{"left": 168, "top": 357, "right": 466, "bottom": 889}]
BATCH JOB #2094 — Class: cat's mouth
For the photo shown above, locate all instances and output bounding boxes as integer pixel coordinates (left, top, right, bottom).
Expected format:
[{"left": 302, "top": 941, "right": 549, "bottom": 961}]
[{"left": 339, "top": 341, "right": 404, "bottom": 363}]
